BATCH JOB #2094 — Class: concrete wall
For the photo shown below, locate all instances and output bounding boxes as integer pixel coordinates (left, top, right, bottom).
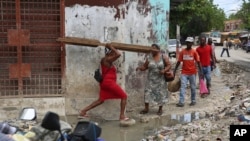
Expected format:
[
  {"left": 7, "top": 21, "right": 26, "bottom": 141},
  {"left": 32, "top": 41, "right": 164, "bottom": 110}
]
[
  {"left": 0, "top": 0, "right": 170, "bottom": 121},
  {"left": 0, "top": 98, "right": 65, "bottom": 121},
  {"left": 64, "top": 0, "right": 170, "bottom": 120}
]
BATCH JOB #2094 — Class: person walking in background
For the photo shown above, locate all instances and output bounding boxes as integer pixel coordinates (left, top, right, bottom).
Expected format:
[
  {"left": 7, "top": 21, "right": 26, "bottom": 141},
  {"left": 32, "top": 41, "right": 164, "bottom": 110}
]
[
  {"left": 136, "top": 44, "right": 170, "bottom": 115},
  {"left": 220, "top": 38, "right": 230, "bottom": 57},
  {"left": 196, "top": 36, "right": 215, "bottom": 97},
  {"left": 173, "top": 37, "right": 202, "bottom": 107},
  {"left": 79, "top": 44, "right": 130, "bottom": 121}
]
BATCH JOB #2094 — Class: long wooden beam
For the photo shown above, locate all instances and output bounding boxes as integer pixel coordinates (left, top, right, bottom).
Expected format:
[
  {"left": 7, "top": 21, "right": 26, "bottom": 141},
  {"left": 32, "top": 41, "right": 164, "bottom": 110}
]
[{"left": 57, "top": 37, "right": 156, "bottom": 53}]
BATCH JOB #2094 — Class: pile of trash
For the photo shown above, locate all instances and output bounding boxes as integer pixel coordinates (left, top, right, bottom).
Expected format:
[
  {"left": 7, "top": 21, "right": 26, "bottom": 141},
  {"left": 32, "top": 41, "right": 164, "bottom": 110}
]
[
  {"left": 0, "top": 116, "right": 38, "bottom": 141},
  {"left": 141, "top": 60, "right": 250, "bottom": 141},
  {"left": 0, "top": 109, "right": 103, "bottom": 141},
  {"left": 0, "top": 119, "right": 72, "bottom": 141}
]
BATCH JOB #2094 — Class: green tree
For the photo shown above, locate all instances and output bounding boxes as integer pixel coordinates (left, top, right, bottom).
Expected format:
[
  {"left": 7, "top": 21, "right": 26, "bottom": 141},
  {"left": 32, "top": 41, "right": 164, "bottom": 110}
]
[
  {"left": 232, "top": 0, "right": 250, "bottom": 30},
  {"left": 170, "top": 0, "right": 226, "bottom": 39}
]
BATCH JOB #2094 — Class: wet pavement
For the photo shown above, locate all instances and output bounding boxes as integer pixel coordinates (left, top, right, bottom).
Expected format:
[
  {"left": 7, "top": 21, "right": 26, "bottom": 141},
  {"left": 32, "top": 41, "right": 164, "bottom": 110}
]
[
  {"left": 65, "top": 111, "right": 202, "bottom": 141},
  {"left": 62, "top": 71, "right": 238, "bottom": 140},
  {"left": 2, "top": 46, "right": 250, "bottom": 141},
  {"left": 61, "top": 47, "right": 250, "bottom": 141}
]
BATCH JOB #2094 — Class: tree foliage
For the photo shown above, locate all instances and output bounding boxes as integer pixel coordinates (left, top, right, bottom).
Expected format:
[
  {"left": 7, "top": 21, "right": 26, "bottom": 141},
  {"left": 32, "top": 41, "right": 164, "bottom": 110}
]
[
  {"left": 170, "top": 0, "right": 226, "bottom": 39},
  {"left": 230, "top": 0, "right": 250, "bottom": 30}
]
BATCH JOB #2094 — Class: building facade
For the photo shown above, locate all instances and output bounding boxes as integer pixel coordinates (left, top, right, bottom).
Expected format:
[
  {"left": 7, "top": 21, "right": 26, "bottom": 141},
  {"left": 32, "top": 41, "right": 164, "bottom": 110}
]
[
  {"left": 224, "top": 19, "right": 242, "bottom": 32},
  {"left": 0, "top": 0, "right": 170, "bottom": 120}
]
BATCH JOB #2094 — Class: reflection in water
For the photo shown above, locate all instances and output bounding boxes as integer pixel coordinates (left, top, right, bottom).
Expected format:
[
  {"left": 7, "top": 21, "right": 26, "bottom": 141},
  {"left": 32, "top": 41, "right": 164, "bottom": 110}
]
[
  {"left": 99, "top": 118, "right": 166, "bottom": 141},
  {"left": 98, "top": 113, "right": 200, "bottom": 141},
  {"left": 65, "top": 112, "right": 200, "bottom": 141},
  {"left": 171, "top": 112, "right": 199, "bottom": 123},
  {"left": 99, "top": 121, "right": 147, "bottom": 141}
]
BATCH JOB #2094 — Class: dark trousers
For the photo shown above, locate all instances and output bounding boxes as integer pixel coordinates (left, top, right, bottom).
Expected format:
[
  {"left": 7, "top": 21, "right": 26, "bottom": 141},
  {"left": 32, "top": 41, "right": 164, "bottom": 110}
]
[
  {"left": 220, "top": 48, "right": 230, "bottom": 57},
  {"left": 210, "top": 61, "right": 214, "bottom": 71}
]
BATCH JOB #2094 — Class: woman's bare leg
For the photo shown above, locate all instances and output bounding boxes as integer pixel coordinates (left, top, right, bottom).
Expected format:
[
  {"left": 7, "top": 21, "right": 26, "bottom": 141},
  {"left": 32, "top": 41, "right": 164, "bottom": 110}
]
[
  {"left": 119, "top": 98, "right": 127, "bottom": 120},
  {"left": 80, "top": 99, "right": 104, "bottom": 116}
]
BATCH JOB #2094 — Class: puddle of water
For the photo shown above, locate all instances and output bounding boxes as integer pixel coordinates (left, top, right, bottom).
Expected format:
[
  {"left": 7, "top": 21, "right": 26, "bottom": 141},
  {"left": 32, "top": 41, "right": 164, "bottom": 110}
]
[
  {"left": 98, "top": 117, "right": 175, "bottom": 141},
  {"left": 64, "top": 112, "right": 200, "bottom": 141},
  {"left": 98, "top": 121, "right": 146, "bottom": 141},
  {"left": 170, "top": 112, "right": 199, "bottom": 124}
]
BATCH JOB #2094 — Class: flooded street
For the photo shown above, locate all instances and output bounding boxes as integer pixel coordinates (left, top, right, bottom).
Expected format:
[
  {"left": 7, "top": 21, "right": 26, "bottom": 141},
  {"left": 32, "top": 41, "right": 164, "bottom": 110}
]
[
  {"left": 0, "top": 51, "right": 247, "bottom": 141},
  {"left": 1, "top": 47, "right": 249, "bottom": 141},
  {"left": 63, "top": 47, "right": 250, "bottom": 141},
  {"left": 66, "top": 112, "right": 201, "bottom": 141},
  {"left": 1, "top": 1, "right": 250, "bottom": 141},
  {"left": 65, "top": 115, "right": 160, "bottom": 141}
]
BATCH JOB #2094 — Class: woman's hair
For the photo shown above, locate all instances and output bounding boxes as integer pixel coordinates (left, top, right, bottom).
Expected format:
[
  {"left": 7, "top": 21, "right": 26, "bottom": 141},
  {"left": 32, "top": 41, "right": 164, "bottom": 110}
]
[
  {"left": 151, "top": 44, "right": 160, "bottom": 50},
  {"left": 105, "top": 47, "right": 111, "bottom": 54}
]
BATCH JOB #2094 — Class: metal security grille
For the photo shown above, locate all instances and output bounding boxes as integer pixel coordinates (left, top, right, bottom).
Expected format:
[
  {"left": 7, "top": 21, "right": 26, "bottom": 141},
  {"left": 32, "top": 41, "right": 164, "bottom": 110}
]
[{"left": 0, "top": 0, "right": 64, "bottom": 98}]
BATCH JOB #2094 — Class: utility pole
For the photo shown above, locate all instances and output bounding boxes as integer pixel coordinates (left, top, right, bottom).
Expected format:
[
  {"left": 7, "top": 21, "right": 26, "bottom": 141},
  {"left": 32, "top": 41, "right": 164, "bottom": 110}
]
[{"left": 176, "top": 25, "right": 180, "bottom": 60}]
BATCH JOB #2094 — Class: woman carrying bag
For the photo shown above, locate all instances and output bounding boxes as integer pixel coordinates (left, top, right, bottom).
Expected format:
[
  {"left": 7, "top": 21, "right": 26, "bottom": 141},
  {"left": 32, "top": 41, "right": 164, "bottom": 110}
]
[
  {"left": 136, "top": 44, "right": 170, "bottom": 115},
  {"left": 79, "top": 44, "right": 130, "bottom": 122}
]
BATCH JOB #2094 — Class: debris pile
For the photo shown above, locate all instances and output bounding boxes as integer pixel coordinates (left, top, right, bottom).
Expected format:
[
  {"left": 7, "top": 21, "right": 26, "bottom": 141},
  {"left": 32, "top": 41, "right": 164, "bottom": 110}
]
[{"left": 141, "top": 60, "right": 250, "bottom": 141}]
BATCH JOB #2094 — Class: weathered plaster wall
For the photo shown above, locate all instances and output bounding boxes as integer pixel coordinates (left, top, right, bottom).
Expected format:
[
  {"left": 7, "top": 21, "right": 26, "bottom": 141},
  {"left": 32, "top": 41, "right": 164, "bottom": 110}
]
[
  {"left": 0, "top": 98, "right": 65, "bottom": 121},
  {"left": 64, "top": 0, "right": 170, "bottom": 120},
  {"left": 0, "top": 0, "right": 169, "bottom": 121}
]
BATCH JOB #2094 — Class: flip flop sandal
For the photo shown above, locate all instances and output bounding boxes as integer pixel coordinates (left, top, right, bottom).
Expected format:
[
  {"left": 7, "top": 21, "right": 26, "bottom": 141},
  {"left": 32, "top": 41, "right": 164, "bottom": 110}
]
[
  {"left": 78, "top": 110, "right": 89, "bottom": 119},
  {"left": 120, "top": 117, "right": 130, "bottom": 121},
  {"left": 77, "top": 115, "right": 89, "bottom": 119}
]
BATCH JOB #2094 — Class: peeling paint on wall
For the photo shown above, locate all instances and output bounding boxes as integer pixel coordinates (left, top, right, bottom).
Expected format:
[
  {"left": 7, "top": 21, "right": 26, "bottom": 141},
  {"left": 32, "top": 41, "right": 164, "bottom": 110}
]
[
  {"left": 64, "top": 0, "right": 169, "bottom": 118},
  {"left": 104, "top": 26, "right": 119, "bottom": 42},
  {"left": 0, "top": 0, "right": 170, "bottom": 120},
  {"left": 148, "top": 0, "right": 170, "bottom": 49}
]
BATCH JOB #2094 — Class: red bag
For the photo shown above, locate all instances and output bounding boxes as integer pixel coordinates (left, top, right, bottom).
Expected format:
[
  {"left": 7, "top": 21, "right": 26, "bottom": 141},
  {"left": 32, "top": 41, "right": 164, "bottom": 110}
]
[{"left": 199, "top": 78, "right": 208, "bottom": 95}]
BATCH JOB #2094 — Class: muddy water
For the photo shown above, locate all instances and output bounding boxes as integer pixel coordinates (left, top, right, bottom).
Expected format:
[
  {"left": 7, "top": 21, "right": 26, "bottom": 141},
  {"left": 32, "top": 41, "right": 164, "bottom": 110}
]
[
  {"left": 62, "top": 61, "right": 250, "bottom": 141},
  {"left": 65, "top": 112, "right": 199, "bottom": 141}
]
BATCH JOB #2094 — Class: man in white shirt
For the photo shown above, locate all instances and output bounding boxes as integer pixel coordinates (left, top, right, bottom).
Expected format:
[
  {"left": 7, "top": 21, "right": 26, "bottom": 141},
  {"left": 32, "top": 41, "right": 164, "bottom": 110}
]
[{"left": 220, "top": 38, "right": 230, "bottom": 57}]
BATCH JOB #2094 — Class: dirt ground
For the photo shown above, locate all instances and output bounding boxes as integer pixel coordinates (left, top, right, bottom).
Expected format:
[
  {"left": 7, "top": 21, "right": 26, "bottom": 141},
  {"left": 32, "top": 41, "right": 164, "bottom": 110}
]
[
  {"left": 127, "top": 47, "right": 250, "bottom": 141},
  {"left": 3, "top": 47, "right": 249, "bottom": 141}
]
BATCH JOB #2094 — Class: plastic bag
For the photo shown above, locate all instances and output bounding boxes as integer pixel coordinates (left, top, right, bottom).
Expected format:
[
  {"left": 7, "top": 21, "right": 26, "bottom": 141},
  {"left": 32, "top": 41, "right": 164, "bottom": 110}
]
[
  {"left": 199, "top": 78, "right": 208, "bottom": 94},
  {"left": 213, "top": 66, "right": 221, "bottom": 77}
]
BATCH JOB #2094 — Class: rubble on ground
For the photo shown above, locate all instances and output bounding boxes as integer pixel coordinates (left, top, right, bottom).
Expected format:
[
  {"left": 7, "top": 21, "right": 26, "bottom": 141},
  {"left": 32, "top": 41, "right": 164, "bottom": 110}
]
[{"left": 141, "top": 60, "right": 250, "bottom": 141}]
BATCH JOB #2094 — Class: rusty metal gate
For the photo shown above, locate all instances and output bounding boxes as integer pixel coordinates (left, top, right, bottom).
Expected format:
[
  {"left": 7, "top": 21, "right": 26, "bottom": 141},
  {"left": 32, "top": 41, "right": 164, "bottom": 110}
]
[{"left": 0, "top": 0, "right": 65, "bottom": 98}]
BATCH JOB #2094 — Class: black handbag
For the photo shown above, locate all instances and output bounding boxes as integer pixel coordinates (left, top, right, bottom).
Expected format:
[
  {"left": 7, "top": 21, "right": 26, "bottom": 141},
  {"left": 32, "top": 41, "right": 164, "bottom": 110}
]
[
  {"left": 94, "top": 66, "right": 110, "bottom": 83},
  {"left": 94, "top": 68, "right": 103, "bottom": 83}
]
